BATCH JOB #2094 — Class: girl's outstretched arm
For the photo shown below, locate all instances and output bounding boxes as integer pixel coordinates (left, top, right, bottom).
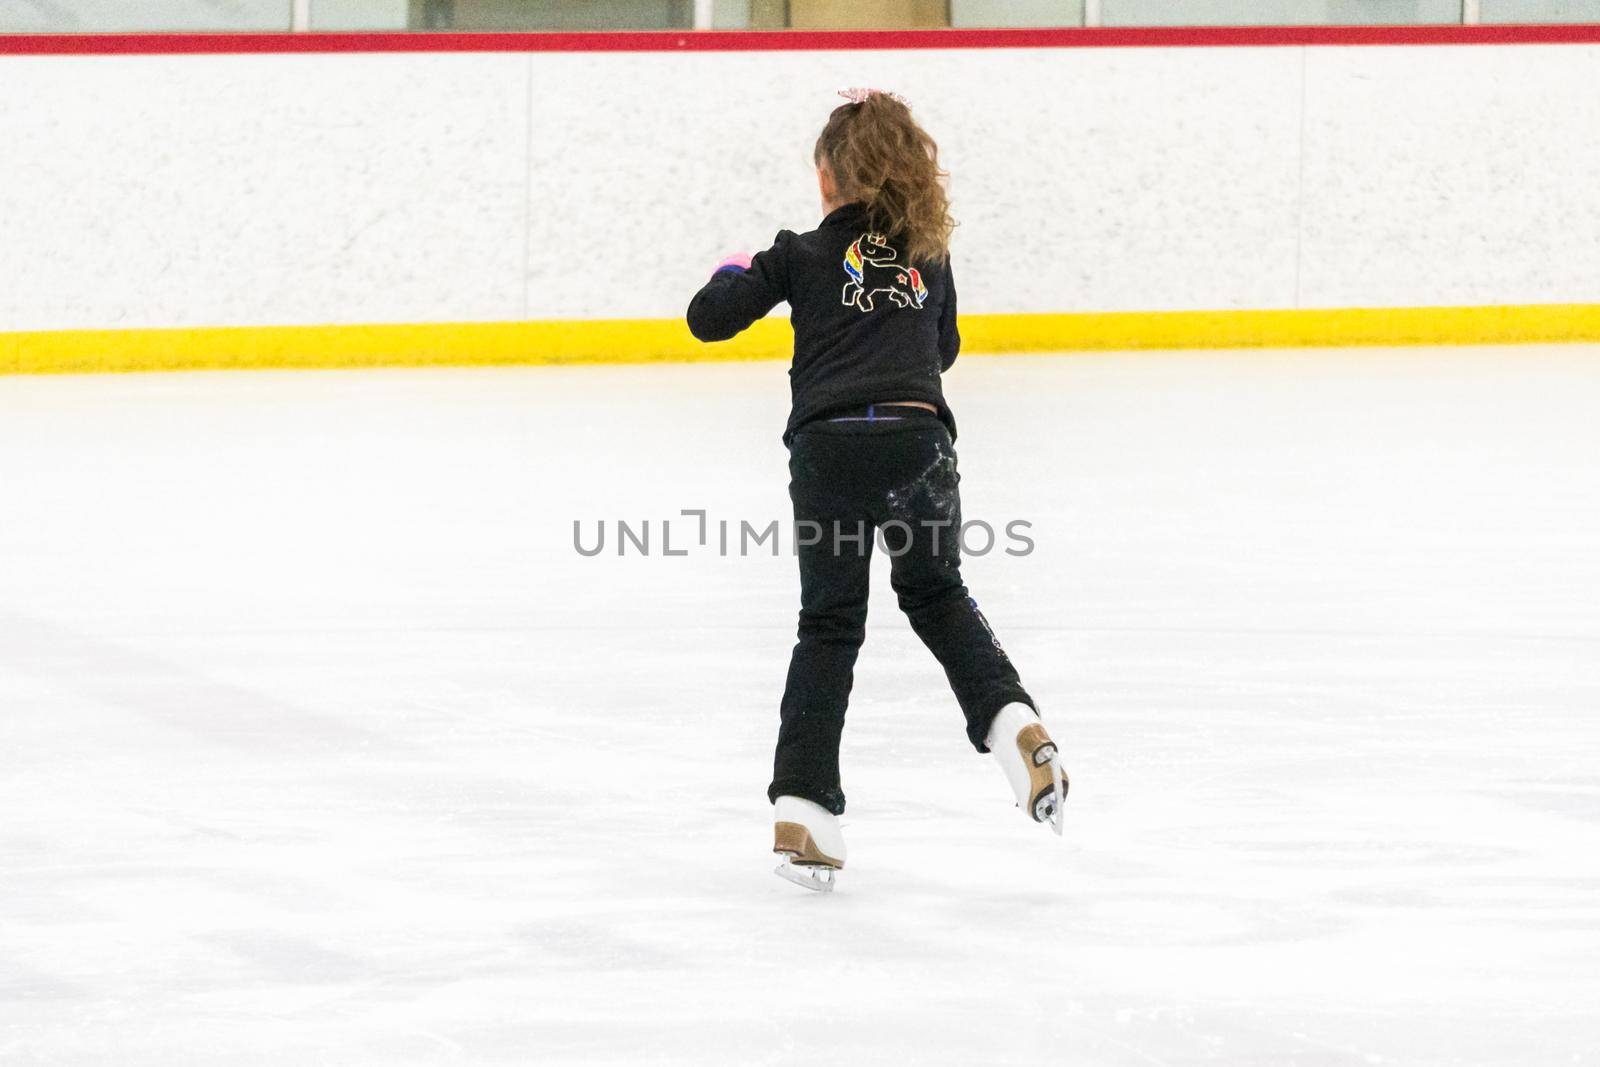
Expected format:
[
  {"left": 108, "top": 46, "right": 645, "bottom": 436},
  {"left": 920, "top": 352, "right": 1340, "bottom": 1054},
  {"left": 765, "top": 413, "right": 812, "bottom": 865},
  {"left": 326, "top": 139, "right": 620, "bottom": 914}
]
[{"left": 686, "top": 234, "right": 792, "bottom": 342}]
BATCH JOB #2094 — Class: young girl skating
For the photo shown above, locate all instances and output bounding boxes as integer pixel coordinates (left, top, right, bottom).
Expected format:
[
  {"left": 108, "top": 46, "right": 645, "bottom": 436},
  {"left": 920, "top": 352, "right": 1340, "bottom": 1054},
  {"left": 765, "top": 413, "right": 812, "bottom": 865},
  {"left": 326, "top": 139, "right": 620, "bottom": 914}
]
[{"left": 687, "top": 90, "right": 1067, "bottom": 892}]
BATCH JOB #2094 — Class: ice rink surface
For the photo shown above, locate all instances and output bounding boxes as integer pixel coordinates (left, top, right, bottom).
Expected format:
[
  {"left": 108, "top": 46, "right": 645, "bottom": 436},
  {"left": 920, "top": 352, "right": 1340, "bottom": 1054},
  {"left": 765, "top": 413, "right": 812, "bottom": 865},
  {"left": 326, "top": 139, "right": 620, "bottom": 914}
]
[{"left": 2, "top": 347, "right": 1598, "bottom": 1066}]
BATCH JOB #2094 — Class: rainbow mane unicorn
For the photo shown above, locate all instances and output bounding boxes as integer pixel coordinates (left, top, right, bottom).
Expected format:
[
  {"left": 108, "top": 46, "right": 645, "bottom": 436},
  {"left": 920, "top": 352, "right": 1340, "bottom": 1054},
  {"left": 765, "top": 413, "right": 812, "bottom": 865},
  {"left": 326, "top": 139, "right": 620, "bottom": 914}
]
[{"left": 841, "top": 233, "right": 928, "bottom": 313}]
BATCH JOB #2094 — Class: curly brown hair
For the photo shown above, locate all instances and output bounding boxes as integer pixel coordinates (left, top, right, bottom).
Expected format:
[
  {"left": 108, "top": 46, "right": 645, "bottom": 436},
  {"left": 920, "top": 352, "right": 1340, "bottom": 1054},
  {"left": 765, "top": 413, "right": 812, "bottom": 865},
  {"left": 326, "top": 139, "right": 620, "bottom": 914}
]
[{"left": 814, "top": 93, "right": 954, "bottom": 266}]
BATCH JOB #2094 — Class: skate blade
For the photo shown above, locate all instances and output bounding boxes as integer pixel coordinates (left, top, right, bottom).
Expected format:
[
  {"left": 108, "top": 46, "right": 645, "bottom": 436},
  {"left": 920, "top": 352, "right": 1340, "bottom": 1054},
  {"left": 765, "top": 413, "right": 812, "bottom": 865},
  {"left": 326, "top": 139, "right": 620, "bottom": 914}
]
[
  {"left": 1048, "top": 754, "right": 1067, "bottom": 837},
  {"left": 774, "top": 860, "right": 837, "bottom": 893},
  {"left": 1030, "top": 751, "right": 1070, "bottom": 836}
]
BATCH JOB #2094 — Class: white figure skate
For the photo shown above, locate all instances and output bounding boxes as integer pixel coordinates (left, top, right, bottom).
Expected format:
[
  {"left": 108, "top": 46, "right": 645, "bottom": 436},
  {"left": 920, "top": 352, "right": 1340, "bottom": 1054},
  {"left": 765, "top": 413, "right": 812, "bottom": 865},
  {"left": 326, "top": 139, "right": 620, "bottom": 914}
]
[
  {"left": 987, "top": 703, "right": 1069, "bottom": 834},
  {"left": 772, "top": 795, "right": 847, "bottom": 893}
]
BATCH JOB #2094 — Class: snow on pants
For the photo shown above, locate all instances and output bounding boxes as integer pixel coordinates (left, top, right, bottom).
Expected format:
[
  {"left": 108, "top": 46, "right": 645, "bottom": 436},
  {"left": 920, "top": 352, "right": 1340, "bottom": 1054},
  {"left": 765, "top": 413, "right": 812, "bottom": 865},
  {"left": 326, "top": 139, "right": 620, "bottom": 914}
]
[{"left": 769, "top": 407, "right": 1035, "bottom": 815}]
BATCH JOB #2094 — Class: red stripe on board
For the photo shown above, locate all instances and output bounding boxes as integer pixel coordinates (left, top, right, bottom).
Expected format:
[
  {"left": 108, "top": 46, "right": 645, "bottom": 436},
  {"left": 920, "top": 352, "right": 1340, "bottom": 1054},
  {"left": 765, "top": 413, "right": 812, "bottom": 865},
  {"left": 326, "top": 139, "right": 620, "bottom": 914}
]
[{"left": 3, "top": 24, "right": 1600, "bottom": 56}]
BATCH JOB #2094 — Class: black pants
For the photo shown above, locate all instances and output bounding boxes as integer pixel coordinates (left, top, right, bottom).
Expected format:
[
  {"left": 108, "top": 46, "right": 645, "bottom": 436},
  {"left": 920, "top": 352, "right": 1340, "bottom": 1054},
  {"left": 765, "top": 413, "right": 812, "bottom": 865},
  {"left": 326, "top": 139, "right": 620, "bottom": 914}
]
[{"left": 769, "top": 409, "right": 1035, "bottom": 815}]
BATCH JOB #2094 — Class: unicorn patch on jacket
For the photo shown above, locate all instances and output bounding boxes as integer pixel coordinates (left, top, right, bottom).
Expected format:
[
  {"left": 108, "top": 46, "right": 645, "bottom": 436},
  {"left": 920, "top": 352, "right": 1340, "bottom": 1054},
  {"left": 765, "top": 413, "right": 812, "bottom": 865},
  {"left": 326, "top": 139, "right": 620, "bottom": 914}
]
[{"left": 842, "top": 233, "right": 928, "bottom": 313}]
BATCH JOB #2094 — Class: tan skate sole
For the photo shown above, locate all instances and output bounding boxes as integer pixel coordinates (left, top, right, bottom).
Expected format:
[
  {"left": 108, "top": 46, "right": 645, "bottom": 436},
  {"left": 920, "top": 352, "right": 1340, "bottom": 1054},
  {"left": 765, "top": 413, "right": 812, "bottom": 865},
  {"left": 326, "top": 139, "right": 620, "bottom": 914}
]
[
  {"left": 1017, "top": 722, "right": 1070, "bottom": 822},
  {"left": 773, "top": 821, "right": 844, "bottom": 870}
]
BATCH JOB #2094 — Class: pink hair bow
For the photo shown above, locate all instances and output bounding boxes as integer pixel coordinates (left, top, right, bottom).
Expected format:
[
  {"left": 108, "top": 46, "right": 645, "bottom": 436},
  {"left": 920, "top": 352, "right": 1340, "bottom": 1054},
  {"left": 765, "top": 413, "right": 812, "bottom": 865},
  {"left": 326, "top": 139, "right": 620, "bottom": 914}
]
[{"left": 838, "top": 87, "right": 909, "bottom": 106}]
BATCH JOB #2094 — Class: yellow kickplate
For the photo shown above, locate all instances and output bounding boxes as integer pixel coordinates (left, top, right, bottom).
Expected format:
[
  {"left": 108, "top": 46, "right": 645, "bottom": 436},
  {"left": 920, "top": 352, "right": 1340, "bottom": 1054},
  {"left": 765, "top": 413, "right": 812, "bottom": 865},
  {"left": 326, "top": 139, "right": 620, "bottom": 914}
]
[{"left": 4, "top": 304, "right": 1599, "bottom": 375}]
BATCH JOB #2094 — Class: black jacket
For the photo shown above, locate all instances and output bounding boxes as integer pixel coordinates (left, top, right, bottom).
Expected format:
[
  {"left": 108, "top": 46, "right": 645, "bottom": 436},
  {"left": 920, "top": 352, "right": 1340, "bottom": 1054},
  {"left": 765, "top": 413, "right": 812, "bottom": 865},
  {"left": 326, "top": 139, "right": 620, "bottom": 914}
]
[{"left": 686, "top": 202, "right": 959, "bottom": 444}]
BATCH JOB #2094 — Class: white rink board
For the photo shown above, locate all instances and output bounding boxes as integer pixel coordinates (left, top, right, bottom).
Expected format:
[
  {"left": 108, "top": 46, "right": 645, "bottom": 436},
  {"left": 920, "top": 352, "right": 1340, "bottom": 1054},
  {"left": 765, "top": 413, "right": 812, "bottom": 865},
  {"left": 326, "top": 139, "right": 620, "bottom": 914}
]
[
  {"left": 0, "top": 53, "right": 529, "bottom": 331},
  {"left": 2, "top": 348, "right": 1598, "bottom": 1064},
  {"left": 1, "top": 43, "right": 1599, "bottom": 331},
  {"left": 1299, "top": 44, "right": 1600, "bottom": 308}
]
